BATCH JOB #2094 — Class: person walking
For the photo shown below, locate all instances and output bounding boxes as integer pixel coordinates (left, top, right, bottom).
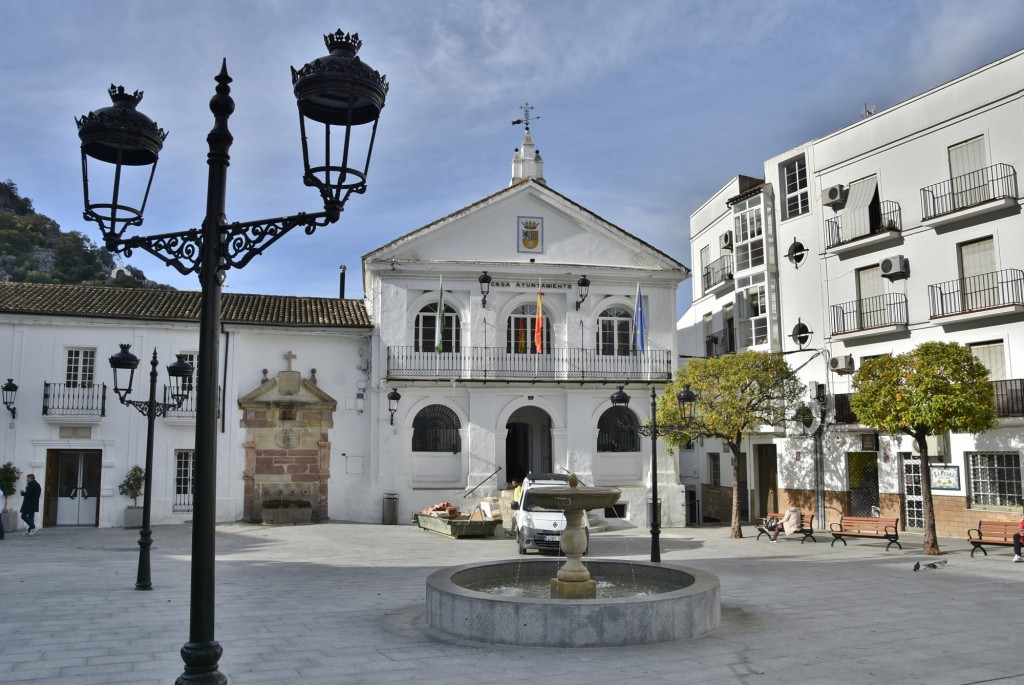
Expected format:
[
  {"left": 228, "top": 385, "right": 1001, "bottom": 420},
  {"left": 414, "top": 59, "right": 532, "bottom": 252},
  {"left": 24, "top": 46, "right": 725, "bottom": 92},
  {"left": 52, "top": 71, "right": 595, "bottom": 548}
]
[{"left": 20, "top": 473, "right": 41, "bottom": 536}]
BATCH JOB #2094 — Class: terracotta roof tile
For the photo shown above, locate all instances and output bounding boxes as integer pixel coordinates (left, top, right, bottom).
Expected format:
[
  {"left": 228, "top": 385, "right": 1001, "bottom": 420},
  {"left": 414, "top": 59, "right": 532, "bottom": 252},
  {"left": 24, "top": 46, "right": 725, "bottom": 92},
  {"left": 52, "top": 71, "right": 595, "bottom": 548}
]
[{"left": 0, "top": 283, "right": 370, "bottom": 328}]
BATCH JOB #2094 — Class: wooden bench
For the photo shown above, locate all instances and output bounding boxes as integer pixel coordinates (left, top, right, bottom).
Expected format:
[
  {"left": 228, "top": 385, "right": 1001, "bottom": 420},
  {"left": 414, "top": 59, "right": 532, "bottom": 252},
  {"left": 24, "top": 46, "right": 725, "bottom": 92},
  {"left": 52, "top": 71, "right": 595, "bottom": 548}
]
[
  {"left": 830, "top": 516, "right": 901, "bottom": 550},
  {"left": 967, "top": 520, "right": 1021, "bottom": 557},
  {"left": 755, "top": 513, "right": 816, "bottom": 543}
]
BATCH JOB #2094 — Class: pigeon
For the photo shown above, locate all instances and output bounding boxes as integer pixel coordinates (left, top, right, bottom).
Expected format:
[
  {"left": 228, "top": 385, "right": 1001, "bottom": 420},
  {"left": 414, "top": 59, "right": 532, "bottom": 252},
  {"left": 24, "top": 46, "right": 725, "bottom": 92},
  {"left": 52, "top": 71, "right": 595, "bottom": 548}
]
[{"left": 912, "top": 559, "right": 948, "bottom": 571}]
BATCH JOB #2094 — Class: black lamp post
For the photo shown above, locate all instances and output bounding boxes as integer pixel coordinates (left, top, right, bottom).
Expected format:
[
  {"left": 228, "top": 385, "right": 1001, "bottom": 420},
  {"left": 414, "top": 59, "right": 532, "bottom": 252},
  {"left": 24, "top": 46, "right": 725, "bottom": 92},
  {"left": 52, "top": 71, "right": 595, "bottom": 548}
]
[
  {"left": 610, "top": 384, "right": 697, "bottom": 562},
  {"left": 575, "top": 274, "right": 590, "bottom": 310},
  {"left": 109, "top": 344, "right": 194, "bottom": 591},
  {"left": 388, "top": 388, "right": 401, "bottom": 425},
  {"left": 77, "top": 28, "right": 387, "bottom": 685},
  {"left": 2, "top": 379, "right": 17, "bottom": 419},
  {"left": 478, "top": 271, "right": 492, "bottom": 307}
]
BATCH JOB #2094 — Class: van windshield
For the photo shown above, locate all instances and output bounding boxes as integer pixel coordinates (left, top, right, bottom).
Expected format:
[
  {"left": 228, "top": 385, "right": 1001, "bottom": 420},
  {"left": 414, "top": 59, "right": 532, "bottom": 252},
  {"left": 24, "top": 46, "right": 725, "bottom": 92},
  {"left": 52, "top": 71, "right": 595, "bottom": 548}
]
[{"left": 521, "top": 492, "right": 563, "bottom": 513}]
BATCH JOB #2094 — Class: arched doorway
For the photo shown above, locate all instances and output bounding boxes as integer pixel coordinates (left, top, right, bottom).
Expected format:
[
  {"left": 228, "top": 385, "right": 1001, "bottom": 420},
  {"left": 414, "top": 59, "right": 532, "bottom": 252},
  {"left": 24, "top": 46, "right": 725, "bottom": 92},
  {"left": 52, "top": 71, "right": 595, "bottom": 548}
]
[{"left": 506, "top": 406, "right": 552, "bottom": 482}]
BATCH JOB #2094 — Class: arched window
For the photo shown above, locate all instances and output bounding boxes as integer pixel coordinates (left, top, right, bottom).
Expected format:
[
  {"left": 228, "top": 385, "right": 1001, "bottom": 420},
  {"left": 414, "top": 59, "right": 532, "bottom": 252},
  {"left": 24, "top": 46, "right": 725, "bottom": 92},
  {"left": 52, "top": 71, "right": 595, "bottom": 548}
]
[
  {"left": 415, "top": 303, "right": 460, "bottom": 352},
  {"left": 412, "top": 404, "right": 462, "bottom": 453},
  {"left": 596, "top": 407, "right": 640, "bottom": 452},
  {"left": 506, "top": 303, "right": 549, "bottom": 354},
  {"left": 596, "top": 306, "right": 633, "bottom": 356}
]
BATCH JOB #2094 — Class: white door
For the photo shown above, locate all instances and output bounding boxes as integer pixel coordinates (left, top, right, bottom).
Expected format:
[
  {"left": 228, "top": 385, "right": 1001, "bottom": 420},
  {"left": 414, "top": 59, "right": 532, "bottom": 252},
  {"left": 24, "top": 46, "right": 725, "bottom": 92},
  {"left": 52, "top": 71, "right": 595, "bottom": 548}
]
[{"left": 55, "top": 451, "right": 101, "bottom": 526}]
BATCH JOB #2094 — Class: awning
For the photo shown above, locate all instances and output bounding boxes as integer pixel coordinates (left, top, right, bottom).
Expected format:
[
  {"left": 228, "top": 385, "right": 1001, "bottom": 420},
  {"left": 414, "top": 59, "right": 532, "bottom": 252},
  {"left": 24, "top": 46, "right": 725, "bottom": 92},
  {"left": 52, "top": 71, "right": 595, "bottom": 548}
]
[{"left": 843, "top": 176, "right": 878, "bottom": 239}]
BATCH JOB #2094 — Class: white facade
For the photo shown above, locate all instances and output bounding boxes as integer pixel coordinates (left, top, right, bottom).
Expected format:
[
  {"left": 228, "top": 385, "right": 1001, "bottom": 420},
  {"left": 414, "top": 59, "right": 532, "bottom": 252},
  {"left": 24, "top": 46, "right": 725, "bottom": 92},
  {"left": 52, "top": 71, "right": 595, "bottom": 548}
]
[
  {"left": 680, "top": 49, "right": 1024, "bottom": 534},
  {"left": 0, "top": 130, "right": 690, "bottom": 530}
]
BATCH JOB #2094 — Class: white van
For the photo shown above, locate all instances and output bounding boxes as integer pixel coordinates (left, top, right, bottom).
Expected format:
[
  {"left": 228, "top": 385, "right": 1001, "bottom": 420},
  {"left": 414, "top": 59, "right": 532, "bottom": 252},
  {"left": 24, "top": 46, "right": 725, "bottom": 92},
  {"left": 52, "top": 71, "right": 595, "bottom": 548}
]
[{"left": 510, "top": 473, "right": 589, "bottom": 555}]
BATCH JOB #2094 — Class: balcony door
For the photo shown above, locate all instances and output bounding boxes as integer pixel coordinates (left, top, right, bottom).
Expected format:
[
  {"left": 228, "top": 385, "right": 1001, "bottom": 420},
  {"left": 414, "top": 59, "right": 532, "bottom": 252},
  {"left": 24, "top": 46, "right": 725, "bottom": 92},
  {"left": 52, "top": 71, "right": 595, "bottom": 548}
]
[
  {"left": 44, "top": 450, "right": 101, "bottom": 527},
  {"left": 949, "top": 136, "right": 989, "bottom": 209},
  {"left": 959, "top": 237, "right": 996, "bottom": 311},
  {"left": 856, "top": 266, "right": 884, "bottom": 329}
]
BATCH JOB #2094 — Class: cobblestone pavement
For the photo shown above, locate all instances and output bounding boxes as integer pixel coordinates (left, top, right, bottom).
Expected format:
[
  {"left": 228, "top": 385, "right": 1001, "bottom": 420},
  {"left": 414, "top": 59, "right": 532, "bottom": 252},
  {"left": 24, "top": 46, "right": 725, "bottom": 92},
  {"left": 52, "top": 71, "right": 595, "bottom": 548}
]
[{"left": 1, "top": 518, "right": 1022, "bottom": 684}]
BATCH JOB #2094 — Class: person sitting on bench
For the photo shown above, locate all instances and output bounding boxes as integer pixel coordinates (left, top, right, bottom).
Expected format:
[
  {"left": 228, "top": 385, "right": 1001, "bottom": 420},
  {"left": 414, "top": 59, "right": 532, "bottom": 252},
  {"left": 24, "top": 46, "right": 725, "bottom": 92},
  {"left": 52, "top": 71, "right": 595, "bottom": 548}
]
[
  {"left": 770, "top": 506, "right": 803, "bottom": 542},
  {"left": 1014, "top": 514, "right": 1024, "bottom": 563}
]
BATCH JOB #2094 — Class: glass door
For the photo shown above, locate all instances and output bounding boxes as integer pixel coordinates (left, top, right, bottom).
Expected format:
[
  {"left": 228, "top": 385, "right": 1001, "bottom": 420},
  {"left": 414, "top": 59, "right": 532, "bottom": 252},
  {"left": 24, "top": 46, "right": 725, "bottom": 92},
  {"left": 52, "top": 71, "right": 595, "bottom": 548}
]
[{"left": 54, "top": 451, "right": 101, "bottom": 526}]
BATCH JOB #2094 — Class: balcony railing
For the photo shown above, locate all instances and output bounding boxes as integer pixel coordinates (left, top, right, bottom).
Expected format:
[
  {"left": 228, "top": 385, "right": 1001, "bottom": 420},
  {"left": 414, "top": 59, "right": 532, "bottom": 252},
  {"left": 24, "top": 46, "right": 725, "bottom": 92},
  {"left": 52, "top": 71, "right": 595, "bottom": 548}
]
[
  {"left": 833, "top": 393, "right": 859, "bottom": 424},
  {"left": 920, "top": 162, "right": 1017, "bottom": 220},
  {"left": 824, "top": 200, "right": 902, "bottom": 249},
  {"left": 704, "top": 327, "right": 735, "bottom": 358},
  {"left": 386, "top": 346, "right": 673, "bottom": 382},
  {"left": 162, "top": 385, "right": 221, "bottom": 418},
  {"left": 702, "top": 254, "right": 733, "bottom": 291},
  {"left": 830, "top": 293, "right": 908, "bottom": 336},
  {"left": 992, "top": 379, "right": 1024, "bottom": 417},
  {"left": 928, "top": 268, "right": 1024, "bottom": 318},
  {"left": 42, "top": 382, "right": 107, "bottom": 417}
]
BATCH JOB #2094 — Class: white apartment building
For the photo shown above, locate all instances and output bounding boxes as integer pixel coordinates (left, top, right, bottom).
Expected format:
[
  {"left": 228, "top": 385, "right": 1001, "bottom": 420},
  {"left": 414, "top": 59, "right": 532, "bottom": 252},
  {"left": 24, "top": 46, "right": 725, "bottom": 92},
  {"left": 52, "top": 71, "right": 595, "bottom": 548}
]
[
  {"left": 680, "top": 49, "right": 1024, "bottom": 536},
  {"left": 0, "top": 127, "right": 690, "bottom": 531}
]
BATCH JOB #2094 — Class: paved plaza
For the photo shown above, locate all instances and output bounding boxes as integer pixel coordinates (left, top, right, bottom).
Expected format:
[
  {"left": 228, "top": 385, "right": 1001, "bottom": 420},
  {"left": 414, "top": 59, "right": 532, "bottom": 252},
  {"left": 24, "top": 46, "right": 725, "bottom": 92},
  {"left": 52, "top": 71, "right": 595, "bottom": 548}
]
[{"left": 0, "top": 517, "right": 1022, "bottom": 684}]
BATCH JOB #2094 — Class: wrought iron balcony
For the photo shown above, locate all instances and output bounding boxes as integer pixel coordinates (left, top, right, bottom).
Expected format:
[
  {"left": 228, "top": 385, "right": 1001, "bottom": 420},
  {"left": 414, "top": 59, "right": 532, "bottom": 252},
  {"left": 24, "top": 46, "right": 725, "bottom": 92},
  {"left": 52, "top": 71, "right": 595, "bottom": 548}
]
[
  {"left": 833, "top": 393, "right": 859, "bottom": 424},
  {"left": 928, "top": 268, "right": 1024, "bottom": 319},
  {"left": 386, "top": 346, "right": 673, "bottom": 382},
  {"left": 824, "top": 200, "right": 902, "bottom": 249},
  {"left": 992, "top": 379, "right": 1024, "bottom": 418},
  {"left": 704, "top": 327, "right": 735, "bottom": 358},
  {"left": 702, "top": 254, "right": 734, "bottom": 292},
  {"left": 830, "top": 293, "right": 908, "bottom": 336},
  {"left": 162, "top": 385, "right": 221, "bottom": 418},
  {"left": 42, "top": 382, "right": 107, "bottom": 417},
  {"left": 920, "top": 162, "right": 1017, "bottom": 220}
]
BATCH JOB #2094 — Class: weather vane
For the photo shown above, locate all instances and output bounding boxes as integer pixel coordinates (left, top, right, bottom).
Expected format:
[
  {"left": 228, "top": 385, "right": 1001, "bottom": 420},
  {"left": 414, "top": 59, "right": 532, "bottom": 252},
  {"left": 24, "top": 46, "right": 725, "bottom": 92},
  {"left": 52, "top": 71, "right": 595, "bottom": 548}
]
[{"left": 511, "top": 102, "right": 540, "bottom": 131}]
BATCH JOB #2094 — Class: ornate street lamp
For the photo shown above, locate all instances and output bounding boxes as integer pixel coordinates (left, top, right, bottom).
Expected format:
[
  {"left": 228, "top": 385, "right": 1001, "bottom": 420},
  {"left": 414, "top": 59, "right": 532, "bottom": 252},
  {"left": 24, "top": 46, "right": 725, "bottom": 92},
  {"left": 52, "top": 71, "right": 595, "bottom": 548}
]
[
  {"left": 109, "top": 345, "right": 194, "bottom": 591},
  {"left": 77, "top": 28, "right": 387, "bottom": 685},
  {"left": 610, "top": 384, "right": 698, "bottom": 562},
  {"left": 388, "top": 388, "right": 401, "bottom": 425},
  {"left": 575, "top": 274, "right": 590, "bottom": 310},
  {"left": 2, "top": 378, "right": 18, "bottom": 419},
  {"left": 478, "top": 271, "right": 492, "bottom": 307}
]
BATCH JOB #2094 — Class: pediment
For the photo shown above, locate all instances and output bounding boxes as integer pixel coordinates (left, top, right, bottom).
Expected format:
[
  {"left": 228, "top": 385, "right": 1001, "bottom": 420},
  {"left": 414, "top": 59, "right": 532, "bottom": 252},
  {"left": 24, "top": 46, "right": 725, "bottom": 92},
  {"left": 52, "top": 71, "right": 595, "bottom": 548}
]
[
  {"left": 238, "top": 373, "right": 337, "bottom": 408},
  {"left": 364, "top": 180, "right": 686, "bottom": 274}
]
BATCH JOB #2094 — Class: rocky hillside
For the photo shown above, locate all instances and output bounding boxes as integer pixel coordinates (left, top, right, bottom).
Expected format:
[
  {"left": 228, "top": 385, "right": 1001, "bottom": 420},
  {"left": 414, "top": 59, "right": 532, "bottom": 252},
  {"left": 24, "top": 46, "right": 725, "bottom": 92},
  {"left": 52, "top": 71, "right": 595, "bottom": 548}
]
[{"left": 0, "top": 179, "right": 168, "bottom": 289}]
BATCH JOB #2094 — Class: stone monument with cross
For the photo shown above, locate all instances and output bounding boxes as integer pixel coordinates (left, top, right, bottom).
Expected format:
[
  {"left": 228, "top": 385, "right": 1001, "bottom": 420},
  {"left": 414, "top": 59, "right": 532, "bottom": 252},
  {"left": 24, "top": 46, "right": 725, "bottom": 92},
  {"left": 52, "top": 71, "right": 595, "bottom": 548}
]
[{"left": 238, "top": 351, "right": 338, "bottom": 522}]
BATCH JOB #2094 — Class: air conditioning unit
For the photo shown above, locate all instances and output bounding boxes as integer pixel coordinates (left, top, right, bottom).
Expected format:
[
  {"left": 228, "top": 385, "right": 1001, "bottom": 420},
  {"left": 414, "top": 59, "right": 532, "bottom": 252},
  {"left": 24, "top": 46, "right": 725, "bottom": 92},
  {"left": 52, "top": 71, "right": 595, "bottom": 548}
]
[
  {"left": 829, "top": 354, "right": 854, "bottom": 374},
  {"left": 822, "top": 184, "right": 846, "bottom": 208},
  {"left": 719, "top": 232, "right": 733, "bottom": 250},
  {"left": 879, "top": 255, "right": 909, "bottom": 279}
]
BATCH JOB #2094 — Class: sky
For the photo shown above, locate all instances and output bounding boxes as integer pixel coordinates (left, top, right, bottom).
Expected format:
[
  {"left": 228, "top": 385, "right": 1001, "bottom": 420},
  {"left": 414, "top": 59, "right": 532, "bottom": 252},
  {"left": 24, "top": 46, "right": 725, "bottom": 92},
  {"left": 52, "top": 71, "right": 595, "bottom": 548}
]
[{"left": 4, "top": 1, "right": 1024, "bottom": 317}]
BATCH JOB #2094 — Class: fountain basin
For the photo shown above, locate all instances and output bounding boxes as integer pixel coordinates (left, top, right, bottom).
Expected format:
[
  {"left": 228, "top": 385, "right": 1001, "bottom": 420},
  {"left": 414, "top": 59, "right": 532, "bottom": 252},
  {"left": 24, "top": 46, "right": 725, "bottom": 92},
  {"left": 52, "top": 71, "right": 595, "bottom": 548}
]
[{"left": 426, "top": 559, "right": 720, "bottom": 647}]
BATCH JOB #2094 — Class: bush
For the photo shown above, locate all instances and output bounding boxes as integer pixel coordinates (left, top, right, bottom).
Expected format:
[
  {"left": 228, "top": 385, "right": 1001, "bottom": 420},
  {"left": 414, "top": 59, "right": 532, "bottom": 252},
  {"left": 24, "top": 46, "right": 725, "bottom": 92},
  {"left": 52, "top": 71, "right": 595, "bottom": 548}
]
[
  {"left": 118, "top": 465, "right": 145, "bottom": 508},
  {"left": 0, "top": 461, "right": 21, "bottom": 512}
]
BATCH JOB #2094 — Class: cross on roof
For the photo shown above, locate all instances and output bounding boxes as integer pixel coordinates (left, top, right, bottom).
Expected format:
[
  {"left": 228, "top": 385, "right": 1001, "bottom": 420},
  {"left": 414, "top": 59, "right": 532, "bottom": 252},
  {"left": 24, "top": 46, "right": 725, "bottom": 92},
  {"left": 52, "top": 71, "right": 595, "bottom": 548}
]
[
  {"left": 511, "top": 102, "right": 540, "bottom": 130},
  {"left": 283, "top": 350, "right": 296, "bottom": 371}
]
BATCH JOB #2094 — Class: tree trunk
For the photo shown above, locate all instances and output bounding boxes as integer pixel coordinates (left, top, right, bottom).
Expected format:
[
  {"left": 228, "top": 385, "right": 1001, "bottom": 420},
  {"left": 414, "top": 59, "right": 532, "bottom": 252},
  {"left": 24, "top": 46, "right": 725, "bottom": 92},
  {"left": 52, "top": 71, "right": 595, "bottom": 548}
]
[
  {"left": 729, "top": 442, "right": 743, "bottom": 538},
  {"left": 916, "top": 430, "right": 941, "bottom": 555}
]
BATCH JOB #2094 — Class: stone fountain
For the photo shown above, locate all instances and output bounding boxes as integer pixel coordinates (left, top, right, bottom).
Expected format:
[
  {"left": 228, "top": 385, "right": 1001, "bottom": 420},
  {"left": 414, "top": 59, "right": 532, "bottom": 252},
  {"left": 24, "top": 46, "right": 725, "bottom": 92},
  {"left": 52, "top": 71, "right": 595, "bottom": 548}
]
[{"left": 425, "top": 475, "right": 720, "bottom": 647}]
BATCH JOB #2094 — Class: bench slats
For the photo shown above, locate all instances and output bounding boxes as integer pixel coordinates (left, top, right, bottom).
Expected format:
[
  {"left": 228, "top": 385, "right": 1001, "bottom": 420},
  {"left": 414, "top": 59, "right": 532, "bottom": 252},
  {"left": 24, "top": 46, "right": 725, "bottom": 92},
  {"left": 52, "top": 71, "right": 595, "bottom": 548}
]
[
  {"left": 967, "top": 519, "right": 1022, "bottom": 557},
  {"left": 830, "top": 516, "right": 901, "bottom": 550}
]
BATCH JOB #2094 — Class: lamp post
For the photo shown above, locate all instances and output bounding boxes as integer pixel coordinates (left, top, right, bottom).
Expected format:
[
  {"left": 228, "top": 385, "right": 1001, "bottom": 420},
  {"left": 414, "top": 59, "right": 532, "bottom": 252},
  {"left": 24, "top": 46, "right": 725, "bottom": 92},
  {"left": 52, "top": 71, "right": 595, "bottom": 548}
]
[
  {"left": 610, "top": 384, "right": 697, "bottom": 562},
  {"left": 388, "top": 388, "right": 401, "bottom": 425},
  {"left": 2, "top": 379, "right": 17, "bottom": 418},
  {"left": 76, "top": 29, "right": 387, "bottom": 685},
  {"left": 109, "top": 344, "right": 194, "bottom": 591}
]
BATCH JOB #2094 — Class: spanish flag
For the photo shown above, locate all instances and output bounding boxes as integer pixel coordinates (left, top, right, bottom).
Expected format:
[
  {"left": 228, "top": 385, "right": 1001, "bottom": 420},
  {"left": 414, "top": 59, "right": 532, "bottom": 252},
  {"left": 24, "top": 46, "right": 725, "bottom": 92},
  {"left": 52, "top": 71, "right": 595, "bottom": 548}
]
[{"left": 534, "top": 282, "right": 543, "bottom": 354}]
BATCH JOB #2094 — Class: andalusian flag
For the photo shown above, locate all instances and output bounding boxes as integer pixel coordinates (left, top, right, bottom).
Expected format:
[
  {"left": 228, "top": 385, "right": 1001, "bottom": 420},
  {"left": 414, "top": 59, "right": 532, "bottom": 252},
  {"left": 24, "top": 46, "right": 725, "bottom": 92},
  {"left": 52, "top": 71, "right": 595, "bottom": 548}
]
[
  {"left": 634, "top": 282, "right": 647, "bottom": 352},
  {"left": 434, "top": 275, "right": 445, "bottom": 354},
  {"left": 534, "top": 282, "right": 543, "bottom": 354}
]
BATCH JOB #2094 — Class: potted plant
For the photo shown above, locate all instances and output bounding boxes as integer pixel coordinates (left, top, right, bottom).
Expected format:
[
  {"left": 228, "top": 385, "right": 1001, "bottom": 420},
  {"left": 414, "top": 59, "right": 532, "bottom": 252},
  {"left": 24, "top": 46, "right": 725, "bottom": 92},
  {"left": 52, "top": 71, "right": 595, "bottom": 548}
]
[
  {"left": 119, "top": 465, "right": 145, "bottom": 528},
  {"left": 0, "top": 461, "right": 21, "bottom": 533}
]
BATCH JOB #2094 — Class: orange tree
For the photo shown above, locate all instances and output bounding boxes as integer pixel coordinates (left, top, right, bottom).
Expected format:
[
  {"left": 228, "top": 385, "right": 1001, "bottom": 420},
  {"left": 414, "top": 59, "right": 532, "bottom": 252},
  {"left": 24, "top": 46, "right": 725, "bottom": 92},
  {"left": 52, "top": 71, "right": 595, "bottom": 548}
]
[
  {"left": 849, "top": 341, "right": 996, "bottom": 555},
  {"left": 660, "top": 351, "right": 804, "bottom": 538}
]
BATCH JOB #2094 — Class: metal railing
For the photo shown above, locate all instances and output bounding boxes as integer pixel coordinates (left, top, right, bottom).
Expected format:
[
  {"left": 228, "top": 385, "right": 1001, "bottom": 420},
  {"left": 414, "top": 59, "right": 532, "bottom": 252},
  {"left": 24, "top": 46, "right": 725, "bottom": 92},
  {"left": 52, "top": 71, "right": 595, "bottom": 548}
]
[
  {"left": 42, "top": 382, "right": 107, "bottom": 416},
  {"left": 830, "top": 293, "right": 908, "bottom": 335},
  {"left": 833, "top": 393, "right": 859, "bottom": 424},
  {"left": 162, "top": 385, "right": 221, "bottom": 418},
  {"left": 992, "top": 379, "right": 1024, "bottom": 417},
  {"left": 920, "top": 162, "right": 1017, "bottom": 220},
  {"left": 704, "top": 327, "right": 735, "bottom": 357},
  {"left": 927, "top": 268, "right": 1024, "bottom": 318},
  {"left": 386, "top": 346, "right": 673, "bottom": 381},
  {"left": 824, "top": 200, "right": 901, "bottom": 249},
  {"left": 702, "top": 254, "right": 733, "bottom": 291}
]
